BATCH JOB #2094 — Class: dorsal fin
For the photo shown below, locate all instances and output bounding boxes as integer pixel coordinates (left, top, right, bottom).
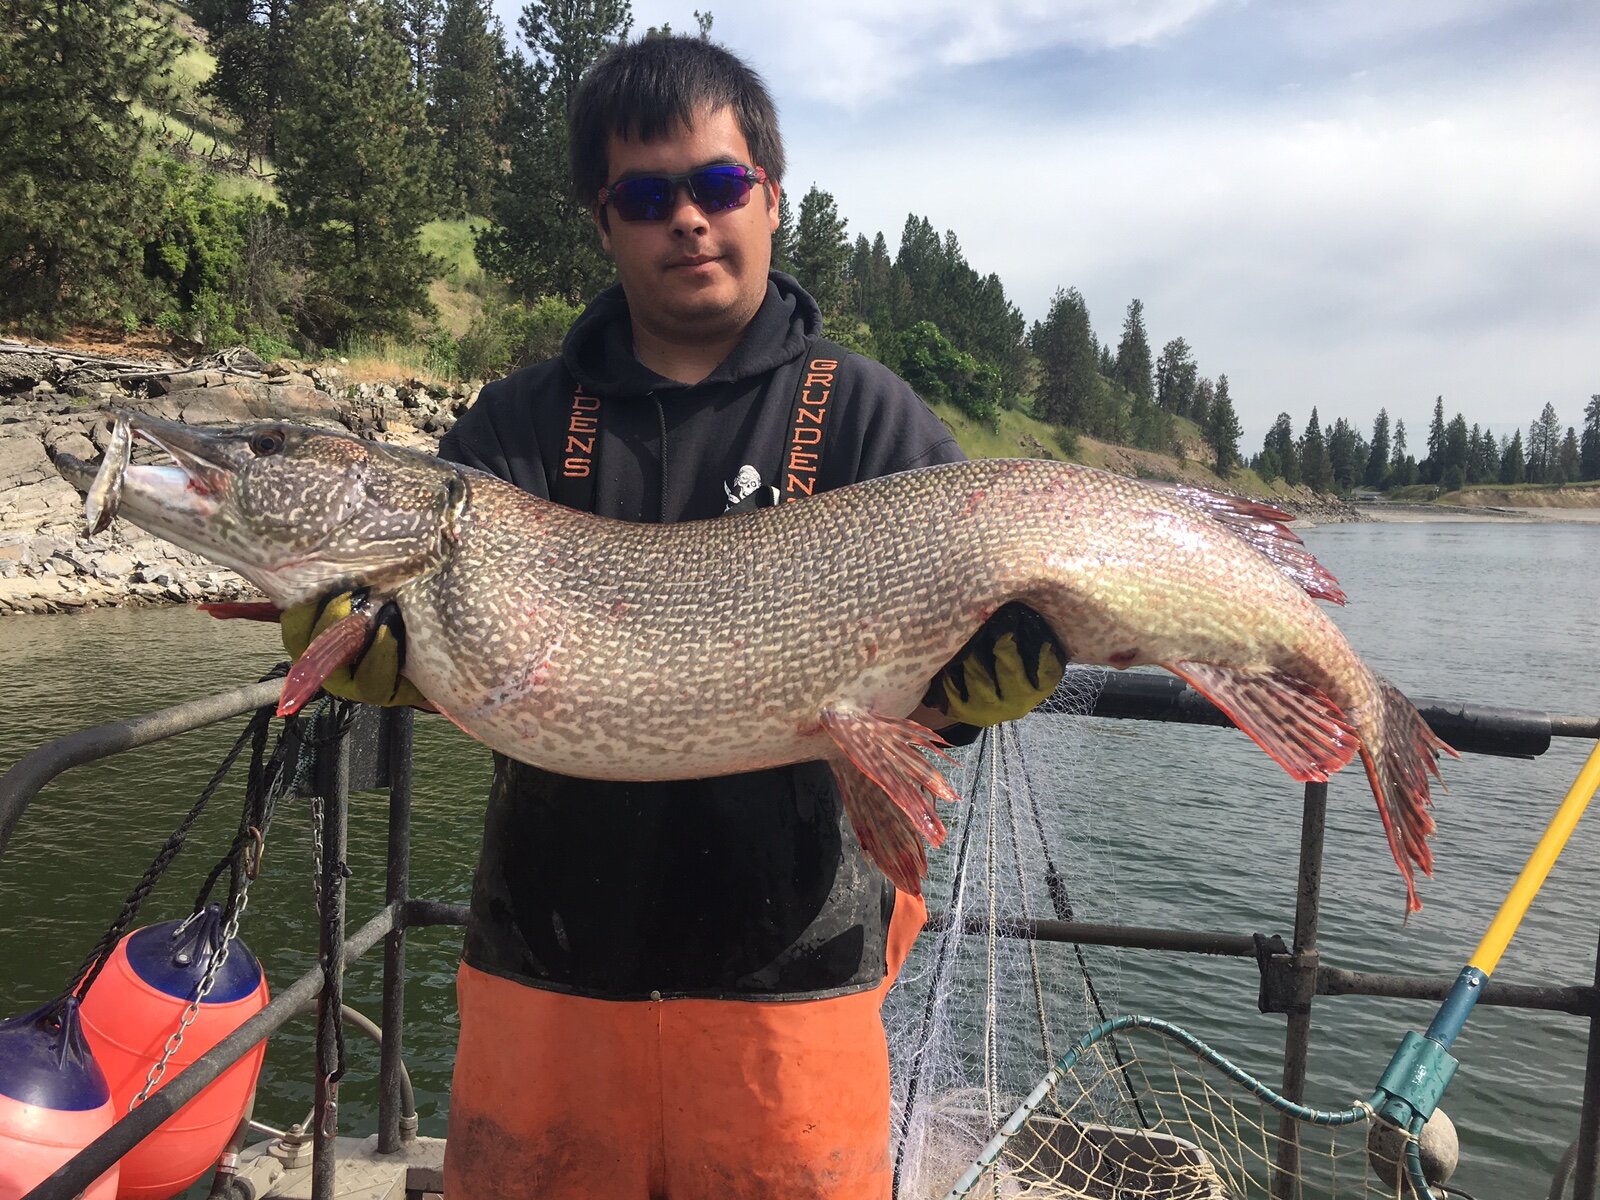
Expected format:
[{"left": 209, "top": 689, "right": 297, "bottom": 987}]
[{"left": 1176, "top": 485, "right": 1347, "bottom": 605}]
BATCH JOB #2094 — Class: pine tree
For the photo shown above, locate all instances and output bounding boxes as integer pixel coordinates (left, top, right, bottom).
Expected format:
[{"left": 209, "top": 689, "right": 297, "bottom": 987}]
[
  {"left": 1582, "top": 395, "right": 1600, "bottom": 482},
  {"left": 1466, "top": 424, "right": 1499, "bottom": 484},
  {"left": 1388, "top": 419, "right": 1414, "bottom": 483},
  {"left": 0, "top": 0, "right": 181, "bottom": 324},
  {"left": 1557, "top": 427, "right": 1580, "bottom": 486},
  {"left": 772, "top": 192, "right": 796, "bottom": 275},
  {"left": 1500, "top": 430, "right": 1527, "bottom": 484},
  {"left": 194, "top": 0, "right": 294, "bottom": 164},
  {"left": 477, "top": 0, "right": 632, "bottom": 301},
  {"left": 1444, "top": 413, "right": 1469, "bottom": 487},
  {"left": 277, "top": 0, "right": 438, "bottom": 340},
  {"left": 434, "top": 0, "right": 504, "bottom": 215},
  {"left": 845, "top": 231, "right": 895, "bottom": 341},
  {"left": 1262, "top": 413, "right": 1297, "bottom": 485},
  {"left": 1114, "top": 299, "right": 1153, "bottom": 406},
  {"left": 1204, "top": 373, "right": 1242, "bottom": 475},
  {"left": 1299, "top": 409, "right": 1334, "bottom": 493},
  {"left": 792, "top": 185, "right": 850, "bottom": 317},
  {"left": 893, "top": 214, "right": 941, "bottom": 318},
  {"left": 1154, "top": 337, "right": 1196, "bottom": 416},
  {"left": 1526, "top": 402, "right": 1563, "bottom": 484},
  {"left": 1422, "top": 396, "right": 1447, "bottom": 484},
  {"left": 1030, "top": 287, "right": 1098, "bottom": 430},
  {"left": 1366, "top": 409, "right": 1391, "bottom": 489},
  {"left": 1189, "top": 376, "right": 1214, "bottom": 431},
  {"left": 381, "top": 0, "right": 443, "bottom": 89},
  {"left": 1326, "top": 417, "right": 1364, "bottom": 492}
]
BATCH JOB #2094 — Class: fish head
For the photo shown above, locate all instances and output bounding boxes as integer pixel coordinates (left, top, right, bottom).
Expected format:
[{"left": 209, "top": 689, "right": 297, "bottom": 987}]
[{"left": 66, "top": 413, "right": 462, "bottom": 607}]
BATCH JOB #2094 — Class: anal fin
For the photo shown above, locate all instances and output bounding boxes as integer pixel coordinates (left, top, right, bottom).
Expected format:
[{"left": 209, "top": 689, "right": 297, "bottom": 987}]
[
  {"left": 1166, "top": 661, "right": 1359, "bottom": 781},
  {"left": 820, "top": 709, "right": 961, "bottom": 895}
]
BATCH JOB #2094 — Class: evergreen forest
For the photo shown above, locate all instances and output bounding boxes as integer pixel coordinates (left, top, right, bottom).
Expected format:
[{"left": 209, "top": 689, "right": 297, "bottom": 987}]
[{"left": 3, "top": 0, "right": 1597, "bottom": 494}]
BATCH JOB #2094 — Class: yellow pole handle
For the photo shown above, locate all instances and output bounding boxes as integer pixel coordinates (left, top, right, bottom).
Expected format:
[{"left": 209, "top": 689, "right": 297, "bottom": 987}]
[{"left": 1470, "top": 738, "right": 1600, "bottom": 976}]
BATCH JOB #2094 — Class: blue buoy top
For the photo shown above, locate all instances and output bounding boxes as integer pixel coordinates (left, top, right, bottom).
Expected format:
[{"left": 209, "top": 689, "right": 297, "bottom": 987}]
[
  {"left": 123, "top": 905, "right": 262, "bottom": 1005},
  {"left": 0, "top": 998, "right": 111, "bottom": 1110}
]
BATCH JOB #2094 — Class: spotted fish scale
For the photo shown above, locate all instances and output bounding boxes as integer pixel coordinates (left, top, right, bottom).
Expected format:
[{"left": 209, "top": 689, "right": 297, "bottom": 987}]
[{"left": 63, "top": 416, "right": 1454, "bottom": 909}]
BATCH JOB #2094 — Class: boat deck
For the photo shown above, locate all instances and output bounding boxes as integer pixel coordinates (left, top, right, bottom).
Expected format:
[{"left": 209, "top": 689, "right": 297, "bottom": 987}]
[{"left": 231, "top": 1133, "right": 445, "bottom": 1199}]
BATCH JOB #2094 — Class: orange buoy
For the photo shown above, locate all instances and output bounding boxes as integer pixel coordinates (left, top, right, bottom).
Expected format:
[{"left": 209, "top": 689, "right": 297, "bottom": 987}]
[
  {"left": 80, "top": 906, "right": 269, "bottom": 1200},
  {"left": 0, "top": 998, "right": 120, "bottom": 1200}
]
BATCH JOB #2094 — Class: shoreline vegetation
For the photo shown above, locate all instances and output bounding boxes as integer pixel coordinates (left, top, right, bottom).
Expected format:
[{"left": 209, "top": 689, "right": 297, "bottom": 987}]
[{"left": 1, "top": 338, "right": 1596, "bottom": 618}]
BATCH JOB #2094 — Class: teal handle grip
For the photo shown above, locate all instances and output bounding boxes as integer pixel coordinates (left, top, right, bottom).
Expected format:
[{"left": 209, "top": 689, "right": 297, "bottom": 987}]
[{"left": 1373, "top": 1030, "right": 1459, "bottom": 1128}]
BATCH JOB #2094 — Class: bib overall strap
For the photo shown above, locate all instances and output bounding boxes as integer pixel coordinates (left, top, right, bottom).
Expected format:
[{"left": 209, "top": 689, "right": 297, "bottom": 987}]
[{"left": 781, "top": 340, "right": 846, "bottom": 504}]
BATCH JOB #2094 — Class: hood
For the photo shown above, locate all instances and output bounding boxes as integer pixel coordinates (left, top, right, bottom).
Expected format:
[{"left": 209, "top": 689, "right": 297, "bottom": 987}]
[{"left": 562, "top": 271, "right": 822, "bottom": 398}]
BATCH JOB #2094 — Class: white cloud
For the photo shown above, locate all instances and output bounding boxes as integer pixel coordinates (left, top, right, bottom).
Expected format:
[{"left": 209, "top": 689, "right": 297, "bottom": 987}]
[
  {"left": 790, "top": 73, "right": 1599, "bottom": 437},
  {"left": 493, "top": 0, "right": 1598, "bottom": 440},
  {"left": 647, "top": 0, "right": 1224, "bottom": 104}
]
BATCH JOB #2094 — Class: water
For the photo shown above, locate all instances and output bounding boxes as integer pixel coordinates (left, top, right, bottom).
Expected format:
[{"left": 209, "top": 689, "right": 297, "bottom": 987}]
[{"left": 0, "top": 522, "right": 1596, "bottom": 1196}]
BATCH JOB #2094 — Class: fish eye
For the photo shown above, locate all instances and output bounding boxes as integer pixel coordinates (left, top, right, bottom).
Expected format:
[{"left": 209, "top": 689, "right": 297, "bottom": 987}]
[{"left": 249, "top": 429, "right": 286, "bottom": 457}]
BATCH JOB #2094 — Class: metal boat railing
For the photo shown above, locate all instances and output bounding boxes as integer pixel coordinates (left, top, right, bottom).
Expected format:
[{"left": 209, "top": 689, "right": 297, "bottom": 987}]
[{"left": 1, "top": 672, "right": 1597, "bottom": 1200}]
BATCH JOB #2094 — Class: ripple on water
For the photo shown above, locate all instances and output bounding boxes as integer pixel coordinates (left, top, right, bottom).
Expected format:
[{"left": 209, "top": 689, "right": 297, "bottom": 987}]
[{"left": 2, "top": 524, "right": 1598, "bottom": 1196}]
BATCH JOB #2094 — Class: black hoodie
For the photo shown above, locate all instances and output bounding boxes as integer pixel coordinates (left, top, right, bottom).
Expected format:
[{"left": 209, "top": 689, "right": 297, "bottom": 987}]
[{"left": 439, "top": 273, "right": 962, "bottom": 1001}]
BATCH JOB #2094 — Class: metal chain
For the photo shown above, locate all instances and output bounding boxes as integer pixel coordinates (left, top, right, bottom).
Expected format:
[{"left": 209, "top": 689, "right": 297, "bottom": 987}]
[
  {"left": 130, "top": 887, "right": 252, "bottom": 1110},
  {"left": 310, "top": 789, "right": 325, "bottom": 910},
  {"left": 127, "top": 699, "right": 325, "bottom": 1113}
]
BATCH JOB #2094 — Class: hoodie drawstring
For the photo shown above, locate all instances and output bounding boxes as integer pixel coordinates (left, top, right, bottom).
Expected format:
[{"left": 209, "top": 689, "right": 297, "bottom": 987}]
[{"left": 653, "top": 395, "right": 669, "bottom": 522}]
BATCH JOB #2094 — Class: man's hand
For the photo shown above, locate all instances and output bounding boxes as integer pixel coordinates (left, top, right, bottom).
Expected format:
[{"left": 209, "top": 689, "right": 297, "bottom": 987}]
[
  {"left": 922, "top": 602, "right": 1066, "bottom": 728},
  {"left": 280, "top": 591, "right": 429, "bottom": 708}
]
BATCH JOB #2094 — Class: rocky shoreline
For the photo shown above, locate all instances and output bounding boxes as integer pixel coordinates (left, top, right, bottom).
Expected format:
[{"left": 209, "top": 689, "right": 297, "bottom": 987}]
[
  {"left": 0, "top": 345, "right": 475, "bottom": 616},
  {"left": 0, "top": 342, "right": 1364, "bottom": 617}
]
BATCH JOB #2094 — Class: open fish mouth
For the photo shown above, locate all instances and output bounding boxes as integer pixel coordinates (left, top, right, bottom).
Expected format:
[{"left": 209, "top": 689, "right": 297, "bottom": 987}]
[{"left": 58, "top": 412, "right": 236, "bottom": 535}]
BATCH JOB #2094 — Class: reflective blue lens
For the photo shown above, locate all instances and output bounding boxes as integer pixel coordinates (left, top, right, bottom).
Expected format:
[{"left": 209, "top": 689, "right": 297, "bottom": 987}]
[{"left": 604, "top": 165, "right": 761, "bottom": 222}]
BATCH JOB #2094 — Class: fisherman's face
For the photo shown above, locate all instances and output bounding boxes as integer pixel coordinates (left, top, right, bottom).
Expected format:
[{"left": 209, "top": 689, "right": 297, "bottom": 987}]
[{"left": 595, "top": 106, "right": 780, "bottom": 351}]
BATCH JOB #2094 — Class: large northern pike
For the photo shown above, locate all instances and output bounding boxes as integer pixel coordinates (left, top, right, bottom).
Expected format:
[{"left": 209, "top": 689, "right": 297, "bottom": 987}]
[{"left": 61, "top": 414, "right": 1452, "bottom": 910}]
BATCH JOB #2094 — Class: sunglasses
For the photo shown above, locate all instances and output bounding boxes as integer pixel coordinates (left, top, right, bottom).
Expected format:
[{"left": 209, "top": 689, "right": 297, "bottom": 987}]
[{"left": 598, "top": 164, "right": 769, "bottom": 222}]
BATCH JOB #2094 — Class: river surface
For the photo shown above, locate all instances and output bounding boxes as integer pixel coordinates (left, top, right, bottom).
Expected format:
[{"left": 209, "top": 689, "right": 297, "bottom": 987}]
[{"left": 1, "top": 521, "right": 1596, "bottom": 1197}]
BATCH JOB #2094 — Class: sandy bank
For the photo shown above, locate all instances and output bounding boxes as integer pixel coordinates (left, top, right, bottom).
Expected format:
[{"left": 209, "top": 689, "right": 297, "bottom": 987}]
[{"left": 1354, "top": 502, "right": 1600, "bottom": 524}]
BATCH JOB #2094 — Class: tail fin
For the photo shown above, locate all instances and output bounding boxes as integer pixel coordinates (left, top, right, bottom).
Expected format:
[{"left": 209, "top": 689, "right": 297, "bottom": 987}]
[{"left": 1358, "top": 678, "right": 1457, "bottom": 914}]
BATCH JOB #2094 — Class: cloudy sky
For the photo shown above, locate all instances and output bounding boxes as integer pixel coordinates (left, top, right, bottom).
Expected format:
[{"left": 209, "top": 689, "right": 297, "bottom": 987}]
[{"left": 493, "top": 0, "right": 1598, "bottom": 452}]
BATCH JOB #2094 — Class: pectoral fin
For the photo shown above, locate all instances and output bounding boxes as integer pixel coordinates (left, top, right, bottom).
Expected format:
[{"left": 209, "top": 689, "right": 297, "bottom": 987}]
[
  {"left": 1166, "top": 661, "right": 1359, "bottom": 781},
  {"left": 820, "top": 709, "right": 961, "bottom": 895},
  {"left": 278, "top": 609, "right": 376, "bottom": 717}
]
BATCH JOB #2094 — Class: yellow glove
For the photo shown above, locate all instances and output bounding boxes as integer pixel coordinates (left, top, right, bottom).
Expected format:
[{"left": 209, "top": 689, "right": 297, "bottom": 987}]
[
  {"left": 922, "top": 602, "right": 1066, "bottom": 727},
  {"left": 279, "top": 590, "right": 430, "bottom": 708}
]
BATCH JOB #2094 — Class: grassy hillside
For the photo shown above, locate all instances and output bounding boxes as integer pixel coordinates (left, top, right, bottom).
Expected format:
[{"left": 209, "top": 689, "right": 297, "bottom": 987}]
[{"left": 115, "top": 6, "right": 1295, "bottom": 499}]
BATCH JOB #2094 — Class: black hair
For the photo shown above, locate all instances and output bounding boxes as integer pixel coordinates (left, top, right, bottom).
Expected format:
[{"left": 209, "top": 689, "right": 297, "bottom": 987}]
[{"left": 568, "top": 36, "right": 786, "bottom": 205}]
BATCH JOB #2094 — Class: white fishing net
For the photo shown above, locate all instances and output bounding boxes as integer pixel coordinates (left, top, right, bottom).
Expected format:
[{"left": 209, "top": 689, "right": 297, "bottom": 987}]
[
  {"left": 884, "top": 669, "right": 1419, "bottom": 1200},
  {"left": 887, "top": 667, "right": 1126, "bottom": 1198}
]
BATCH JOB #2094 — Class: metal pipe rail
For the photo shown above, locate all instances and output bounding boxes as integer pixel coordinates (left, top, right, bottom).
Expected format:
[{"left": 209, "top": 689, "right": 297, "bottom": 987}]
[
  {"left": 5, "top": 674, "right": 1599, "bottom": 1199},
  {"left": 20, "top": 896, "right": 465, "bottom": 1200},
  {"left": 0, "top": 679, "right": 282, "bottom": 858},
  {"left": 1073, "top": 667, "right": 1600, "bottom": 758}
]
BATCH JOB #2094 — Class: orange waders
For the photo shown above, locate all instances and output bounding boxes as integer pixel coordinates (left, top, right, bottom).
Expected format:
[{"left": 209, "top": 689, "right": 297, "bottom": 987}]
[{"left": 444, "top": 891, "right": 926, "bottom": 1200}]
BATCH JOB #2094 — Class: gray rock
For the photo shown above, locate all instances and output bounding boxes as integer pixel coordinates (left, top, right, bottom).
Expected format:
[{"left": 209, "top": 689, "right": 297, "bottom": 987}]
[
  {"left": 0, "top": 352, "right": 51, "bottom": 394},
  {"left": 47, "top": 429, "right": 98, "bottom": 463},
  {"left": 0, "top": 432, "right": 54, "bottom": 489},
  {"left": 150, "top": 369, "right": 228, "bottom": 395},
  {"left": 92, "top": 551, "right": 136, "bottom": 580}
]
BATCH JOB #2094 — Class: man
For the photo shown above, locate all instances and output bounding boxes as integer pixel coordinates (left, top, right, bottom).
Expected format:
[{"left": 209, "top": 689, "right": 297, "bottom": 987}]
[{"left": 291, "top": 34, "right": 1061, "bottom": 1199}]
